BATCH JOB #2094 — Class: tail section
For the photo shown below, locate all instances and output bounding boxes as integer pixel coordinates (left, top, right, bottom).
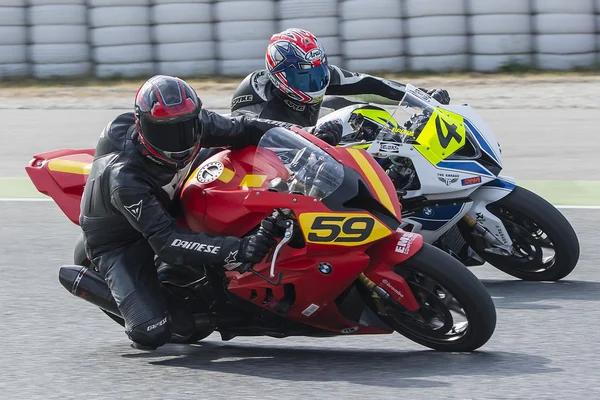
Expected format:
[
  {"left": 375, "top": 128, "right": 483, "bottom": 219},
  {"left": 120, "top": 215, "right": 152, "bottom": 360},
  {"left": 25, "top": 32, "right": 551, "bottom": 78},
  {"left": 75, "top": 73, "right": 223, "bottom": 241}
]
[{"left": 25, "top": 149, "right": 95, "bottom": 225}]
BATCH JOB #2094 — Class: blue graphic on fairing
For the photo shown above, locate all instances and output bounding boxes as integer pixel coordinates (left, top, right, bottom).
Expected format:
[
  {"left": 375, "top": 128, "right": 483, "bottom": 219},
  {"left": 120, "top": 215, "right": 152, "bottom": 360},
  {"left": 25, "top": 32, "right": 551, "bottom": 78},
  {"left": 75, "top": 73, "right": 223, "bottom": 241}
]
[
  {"left": 437, "top": 160, "right": 494, "bottom": 176},
  {"left": 464, "top": 119, "right": 501, "bottom": 165},
  {"left": 409, "top": 203, "right": 465, "bottom": 232},
  {"left": 483, "top": 177, "right": 516, "bottom": 190}
]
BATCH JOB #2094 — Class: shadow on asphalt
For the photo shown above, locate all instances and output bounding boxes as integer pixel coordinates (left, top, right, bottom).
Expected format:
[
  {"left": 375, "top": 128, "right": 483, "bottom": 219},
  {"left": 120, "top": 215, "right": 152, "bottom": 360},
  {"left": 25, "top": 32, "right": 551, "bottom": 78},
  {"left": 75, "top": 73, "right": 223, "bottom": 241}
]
[
  {"left": 122, "top": 342, "right": 560, "bottom": 388},
  {"left": 481, "top": 279, "right": 600, "bottom": 310}
]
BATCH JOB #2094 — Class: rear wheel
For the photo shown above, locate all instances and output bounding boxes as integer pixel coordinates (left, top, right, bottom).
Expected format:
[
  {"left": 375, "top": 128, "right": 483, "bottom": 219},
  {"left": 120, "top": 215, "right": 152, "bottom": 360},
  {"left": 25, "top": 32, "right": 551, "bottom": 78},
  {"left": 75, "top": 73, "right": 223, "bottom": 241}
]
[
  {"left": 377, "top": 243, "right": 496, "bottom": 352},
  {"left": 470, "top": 186, "right": 580, "bottom": 281}
]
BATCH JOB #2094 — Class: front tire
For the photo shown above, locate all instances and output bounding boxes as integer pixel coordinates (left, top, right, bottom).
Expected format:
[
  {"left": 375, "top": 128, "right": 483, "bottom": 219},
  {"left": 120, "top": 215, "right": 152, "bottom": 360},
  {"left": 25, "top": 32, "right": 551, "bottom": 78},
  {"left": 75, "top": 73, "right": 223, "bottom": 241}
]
[
  {"left": 378, "top": 243, "right": 496, "bottom": 352},
  {"left": 472, "top": 186, "right": 580, "bottom": 281}
]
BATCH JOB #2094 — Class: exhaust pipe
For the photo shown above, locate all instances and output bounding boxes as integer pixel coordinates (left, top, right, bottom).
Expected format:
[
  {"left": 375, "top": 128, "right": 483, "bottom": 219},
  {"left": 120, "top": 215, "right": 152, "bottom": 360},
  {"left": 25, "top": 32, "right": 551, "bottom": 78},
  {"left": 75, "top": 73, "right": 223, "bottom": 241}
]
[{"left": 59, "top": 265, "right": 121, "bottom": 317}]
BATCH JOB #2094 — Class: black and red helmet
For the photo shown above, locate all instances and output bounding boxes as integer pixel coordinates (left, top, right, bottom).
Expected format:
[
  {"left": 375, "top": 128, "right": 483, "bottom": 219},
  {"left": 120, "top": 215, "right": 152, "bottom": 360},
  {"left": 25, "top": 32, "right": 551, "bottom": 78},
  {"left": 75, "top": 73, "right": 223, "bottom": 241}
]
[{"left": 134, "top": 75, "right": 202, "bottom": 169}]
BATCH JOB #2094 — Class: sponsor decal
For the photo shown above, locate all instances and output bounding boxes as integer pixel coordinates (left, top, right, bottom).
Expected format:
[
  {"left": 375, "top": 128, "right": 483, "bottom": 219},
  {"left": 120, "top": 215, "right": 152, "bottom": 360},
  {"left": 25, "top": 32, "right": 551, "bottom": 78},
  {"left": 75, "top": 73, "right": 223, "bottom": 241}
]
[
  {"left": 461, "top": 176, "right": 482, "bottom": 186},
  {"left": 395, "top": 233, "right": 418, "bottom": 254},
  {"left": 305, "top": 48, "right": 322, "bottom": 61},
  {"left": 341, "top": 326, "right": 359, "bottom": 334},
  {"left": 284, "top": 99, "right": 306, "bottom": 111},
  {"left": 223, "top": 250, "right": 243, "bottom": 271},
  {"left": 381, "top": 279, "right": 404, "bottom": 298},
  {"left": 147, "top": 317, "right": 167, "bottom": 332},
  {"left": 231, "top": 94, "right": 253, "bottom": 107},
  {"left": 170, "top": 239, "right": 220, "bottom": 254},
  {"left": 422, "top": 207, "right": 434, "bottom": 217},
  {"left": 379, "top": 143, "right": 400, "bottom": 153},
  {"left": 475, "top": 212, "right": 485, "bottom": 221},
  {"left": 124, "top": 200, "right": 143, "bottom": 221},
  {"left": 437, "top": 173, "right": 459, "bottom": 186},
  {"left": 302, "top": 303, "right": 320, "bottom": 317},
  {"left": 318, "top": 262, "right": 332, "bottom": 274}
]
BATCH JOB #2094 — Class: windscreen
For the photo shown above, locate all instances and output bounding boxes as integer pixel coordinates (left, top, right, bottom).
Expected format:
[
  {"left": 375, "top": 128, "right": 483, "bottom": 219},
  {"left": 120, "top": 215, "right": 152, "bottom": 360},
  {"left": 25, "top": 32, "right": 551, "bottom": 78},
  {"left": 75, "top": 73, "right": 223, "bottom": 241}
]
[{"left": 255, "top": 128, "right": 344, "bottom": 200}]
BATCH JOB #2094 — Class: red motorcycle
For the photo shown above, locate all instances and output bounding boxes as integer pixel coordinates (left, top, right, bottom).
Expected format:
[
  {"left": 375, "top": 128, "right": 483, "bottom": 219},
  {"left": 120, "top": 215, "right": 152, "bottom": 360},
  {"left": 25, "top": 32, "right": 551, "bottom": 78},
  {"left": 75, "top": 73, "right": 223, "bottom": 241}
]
[{"left": 26, "top": 126, "right": 496, "bottom": 352}]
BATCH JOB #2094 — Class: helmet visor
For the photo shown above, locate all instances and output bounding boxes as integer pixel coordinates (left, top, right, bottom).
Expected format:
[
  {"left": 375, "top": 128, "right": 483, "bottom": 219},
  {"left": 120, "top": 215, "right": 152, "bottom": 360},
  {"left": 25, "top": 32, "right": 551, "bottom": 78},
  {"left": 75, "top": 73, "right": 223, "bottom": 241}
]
[
  {"left": 141, "top": 117, "right": 201, "bottom": 162},
  {"left": 285, "top": 63, "right": 330, "bottom": 93}
]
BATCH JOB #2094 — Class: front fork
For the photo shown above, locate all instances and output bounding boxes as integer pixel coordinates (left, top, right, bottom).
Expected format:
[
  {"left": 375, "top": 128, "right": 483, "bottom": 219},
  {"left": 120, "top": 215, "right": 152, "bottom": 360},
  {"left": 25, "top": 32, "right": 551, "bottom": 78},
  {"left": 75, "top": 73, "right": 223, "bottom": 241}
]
[{"left": 462, "top": 214, "right": 514, "bottom": 256}]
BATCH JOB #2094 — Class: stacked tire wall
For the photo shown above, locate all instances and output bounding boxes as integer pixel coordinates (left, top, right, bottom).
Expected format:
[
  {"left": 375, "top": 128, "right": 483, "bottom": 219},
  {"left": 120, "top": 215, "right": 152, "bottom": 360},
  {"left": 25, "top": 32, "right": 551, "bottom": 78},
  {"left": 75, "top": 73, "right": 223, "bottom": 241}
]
[{"left": 1, "top": 0, "right": 599, "bottom": 79}]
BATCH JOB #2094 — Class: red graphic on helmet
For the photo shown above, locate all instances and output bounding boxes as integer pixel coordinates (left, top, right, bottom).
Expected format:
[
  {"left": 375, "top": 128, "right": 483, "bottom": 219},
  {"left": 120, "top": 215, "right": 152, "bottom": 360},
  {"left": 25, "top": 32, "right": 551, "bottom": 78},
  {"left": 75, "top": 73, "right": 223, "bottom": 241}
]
[{"left": 265, "top": 28, "right": 330, "bottom": 104}]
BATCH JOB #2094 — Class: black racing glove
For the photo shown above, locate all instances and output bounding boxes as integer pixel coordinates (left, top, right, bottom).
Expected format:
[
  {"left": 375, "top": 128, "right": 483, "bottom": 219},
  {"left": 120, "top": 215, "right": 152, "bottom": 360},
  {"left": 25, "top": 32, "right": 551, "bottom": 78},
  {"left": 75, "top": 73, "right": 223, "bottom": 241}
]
[
  {"left": 221, "top": 216, "right": 282, "bottom": 269},
  {"left": 424, "top": 88, "right": 451, "bottom": 105},
  {"left": 313, "top": 120, "right": 343, "bottom": 146}
]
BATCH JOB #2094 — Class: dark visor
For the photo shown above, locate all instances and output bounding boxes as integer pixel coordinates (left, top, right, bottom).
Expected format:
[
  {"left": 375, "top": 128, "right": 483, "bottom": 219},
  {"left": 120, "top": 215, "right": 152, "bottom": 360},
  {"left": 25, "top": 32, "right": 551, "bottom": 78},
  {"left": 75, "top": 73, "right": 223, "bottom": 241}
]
[{"left": 286, "top": 63, "right": 330, "bottom": 93}]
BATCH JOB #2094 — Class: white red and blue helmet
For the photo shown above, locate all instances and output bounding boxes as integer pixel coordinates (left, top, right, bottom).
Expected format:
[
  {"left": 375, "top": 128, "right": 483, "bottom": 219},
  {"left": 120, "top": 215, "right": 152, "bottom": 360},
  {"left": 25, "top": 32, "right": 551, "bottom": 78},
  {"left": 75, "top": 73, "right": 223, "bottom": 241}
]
[{"left": 265, "top": 28, "right": 330, "bottom": 104}]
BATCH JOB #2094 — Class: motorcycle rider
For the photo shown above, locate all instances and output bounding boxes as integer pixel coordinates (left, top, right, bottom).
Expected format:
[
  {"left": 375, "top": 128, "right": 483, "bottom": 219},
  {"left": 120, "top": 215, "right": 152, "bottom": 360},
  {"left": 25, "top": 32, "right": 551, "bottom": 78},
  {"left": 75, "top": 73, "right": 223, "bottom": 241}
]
[
  {"left": 230, "top": 28, "right": 451, "bottom": 127},
  {"left": 79, "top": 75, "right": 339, "bottom": 350}
]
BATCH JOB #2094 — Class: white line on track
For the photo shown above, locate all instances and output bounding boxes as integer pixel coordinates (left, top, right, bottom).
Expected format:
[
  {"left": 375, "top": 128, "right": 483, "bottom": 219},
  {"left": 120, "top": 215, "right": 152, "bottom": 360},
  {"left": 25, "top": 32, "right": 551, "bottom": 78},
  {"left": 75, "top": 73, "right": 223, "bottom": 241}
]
[{"left": 0, "top": 198, "right": 599, "bottom": 210}]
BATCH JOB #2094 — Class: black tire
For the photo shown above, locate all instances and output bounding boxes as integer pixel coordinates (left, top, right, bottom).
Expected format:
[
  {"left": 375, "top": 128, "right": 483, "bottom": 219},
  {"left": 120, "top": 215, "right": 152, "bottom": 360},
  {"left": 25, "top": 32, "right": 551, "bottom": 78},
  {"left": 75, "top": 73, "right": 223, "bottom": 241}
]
[
  {"left": 380, "top": 243, "right": 496, "bottom": 352},
  {"left": 474, "top": 186, "right": 580, "bottom": 281}
]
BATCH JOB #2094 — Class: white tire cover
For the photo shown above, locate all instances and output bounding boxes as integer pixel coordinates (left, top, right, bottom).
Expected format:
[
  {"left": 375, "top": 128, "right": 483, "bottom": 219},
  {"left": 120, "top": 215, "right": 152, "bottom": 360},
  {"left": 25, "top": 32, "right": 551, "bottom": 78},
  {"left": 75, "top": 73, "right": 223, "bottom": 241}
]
[
  {"left": 90, "top": 6, "right": 150, "bottom": 27},
  {"left": 0, "top": 7, "right": 25, "bottom": 26},
  {"left": 537, "top": 53, "right": 596, "bottom": 69},
  {"left": 29, "top": 4, "right": 86, "bottom": 25},
  {"left": 93, "top": 44, "right": 153, "bottom": 63},
  {"left": 0, "top": 63, "right": 28, "bottom": 78},
  {"left": 472, "top": 54, "right": 533, "bottom": 72},
  {"left": 407, "top": 16, "right": 467, "bottom": 37},
  {"left": 220, "top": 58, "right": 266, "bottom": 75},
  {"left": 536, "top": 34, "right": 596, "bottom": 54},
  {"left": 345, "top": 56, "right": 406, "bottom": 73},
  {"left": 341, "top": 0, "right": 402, "bottom": 20},
  {"left": 28, "top": 0, "right": 85, "bottom": 4},
  {"left": 407, "top": 36, "right": 467, "bottom": 56},
  {"left": 405, "top": 0, "right": 465, "bottom": 17},
  {"left": 95, "top": 62, "right": 155, "bottom": 78},
  {"left": 535, "top": 14, "right": 596, "bottom": 34},
  {"left": 151, "top": 4, "right": 211, "bottom": 24},
  {"left": 155, "top": 41, "right": 215, "bottom": 61},
  {"left": 409, "top": 54, "right": 468, "bottom": 71},
  {"left": 218, "top": 39, "right": 269, "bottom": 60},
  {"left": 157, "top": 60, "right": 216, "bottom": 76},
  {"left": 152, "top": 23, "right": 212, "bottom": 44},
  {"left": 0, "top": 26, "right": 26, "bottom": 45},
  {"left": 0, "top": 45, "right": 26, "bottom": 63},
  {"left": 31, "top": 25, "right": 87, "bottom": 44},
  {"left": 216, "top": 21, "right": 276, "bottom": 41},
  {"left": 342, "top": 19, "right": 402, "bottom": 41},
  {"left": 532, "top": 0, "right": 594, "bottom": 13},
  {"left": 278, "top": 17, "right": 338, "bottom": 37},
  {"left": 317, "top": 36, "right": 340, "bottom": 55},
  {"left": 215, "top": 1, "right": 275, "bottom": 22},
  {"left": 89, "top": 0, "right": 149, "bottom": 6},
  {"left": 91, "top": 26, "right": 151, "bottom": 46},
  {"left": 467, "top": 0, "right": 529, "bottom": 14},
  {"left": 472, "top": 34, "right": 532, "bottom": 55},
  {"left": 278, "top": 0, "right": 337, "bottom": 19},
  {"left": 342, "top": 38, "right": 403, "bottom": 59},
  {"left": 30, "top": 43, "right": 89, "bottom": 63},
  {"left": 470, "top": 15, "right": 530, "bottom": 35},
  {"left": 33, "top": 62, "right": 91, "bottom": 78}
]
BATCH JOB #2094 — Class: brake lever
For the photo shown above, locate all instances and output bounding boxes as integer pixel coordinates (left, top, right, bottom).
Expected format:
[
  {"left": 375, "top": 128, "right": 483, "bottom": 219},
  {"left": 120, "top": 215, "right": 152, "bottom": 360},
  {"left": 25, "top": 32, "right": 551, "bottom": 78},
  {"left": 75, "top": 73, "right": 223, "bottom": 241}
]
[{"left": 270, "top": 220, "right": 294, "bottom": 278}]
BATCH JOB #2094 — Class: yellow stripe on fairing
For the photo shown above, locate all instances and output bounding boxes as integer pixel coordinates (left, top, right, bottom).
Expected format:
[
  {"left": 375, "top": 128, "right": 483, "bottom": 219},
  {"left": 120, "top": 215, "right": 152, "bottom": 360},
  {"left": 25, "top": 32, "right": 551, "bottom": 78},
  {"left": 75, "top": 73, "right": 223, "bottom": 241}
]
[
  {"left": 219, "top": 167, "right": 235, "bottom": 183},
  {"left": 47, "top": 159, "right": 91, "bottom": 175},
  {"left": 347, "top": 148, "right": 397, "bottom": 217},
  {"left": 239, "top": 174, "right": 267, "bottom": 188}
]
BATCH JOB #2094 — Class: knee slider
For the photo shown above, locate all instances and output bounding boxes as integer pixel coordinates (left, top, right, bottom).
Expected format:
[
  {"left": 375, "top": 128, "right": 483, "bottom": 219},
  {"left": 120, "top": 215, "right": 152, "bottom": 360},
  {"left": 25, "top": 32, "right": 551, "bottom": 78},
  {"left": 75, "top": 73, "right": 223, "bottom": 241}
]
[{"left": 128, "top": 314, "right": 171, "bottom": 348}]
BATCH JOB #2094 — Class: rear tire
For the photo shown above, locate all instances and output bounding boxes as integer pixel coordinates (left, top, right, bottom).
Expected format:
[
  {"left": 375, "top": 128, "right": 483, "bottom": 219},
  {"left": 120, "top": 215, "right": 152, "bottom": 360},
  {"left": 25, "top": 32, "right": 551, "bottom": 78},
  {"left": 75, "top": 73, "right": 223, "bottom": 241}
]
[
  {"left": 379, "top": 243, "right": 496, "bottom": 352},
  {"left": 473, "top": 186, "right": 580, "bottom": 281}
]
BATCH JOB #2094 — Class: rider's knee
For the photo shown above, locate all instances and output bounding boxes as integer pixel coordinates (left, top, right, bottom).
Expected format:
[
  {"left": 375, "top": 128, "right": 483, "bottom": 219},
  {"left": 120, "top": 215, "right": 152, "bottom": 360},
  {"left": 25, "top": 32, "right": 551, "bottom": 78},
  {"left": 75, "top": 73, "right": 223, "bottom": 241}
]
[{"left": 127, "top": 314, "right": 171, "bottom": 349}]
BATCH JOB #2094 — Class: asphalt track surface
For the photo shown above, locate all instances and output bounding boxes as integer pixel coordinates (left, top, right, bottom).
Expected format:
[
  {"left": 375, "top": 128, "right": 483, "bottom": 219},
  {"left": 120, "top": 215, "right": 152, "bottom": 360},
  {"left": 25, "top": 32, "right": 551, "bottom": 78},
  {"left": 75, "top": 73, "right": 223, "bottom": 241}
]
[{"left": 1, "top": 105, "right": 600, "bottom": 399}]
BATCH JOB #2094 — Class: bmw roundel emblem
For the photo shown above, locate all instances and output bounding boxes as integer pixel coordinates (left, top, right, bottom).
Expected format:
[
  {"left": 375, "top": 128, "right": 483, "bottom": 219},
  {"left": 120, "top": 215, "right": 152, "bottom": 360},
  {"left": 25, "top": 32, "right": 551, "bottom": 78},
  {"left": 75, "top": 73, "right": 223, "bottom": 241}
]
[
  {"left": 318, "top": 262, "right": 332, "bottom": 275},
  {"left": 422, "top": 207, "right": 434, "bottom": 217}
]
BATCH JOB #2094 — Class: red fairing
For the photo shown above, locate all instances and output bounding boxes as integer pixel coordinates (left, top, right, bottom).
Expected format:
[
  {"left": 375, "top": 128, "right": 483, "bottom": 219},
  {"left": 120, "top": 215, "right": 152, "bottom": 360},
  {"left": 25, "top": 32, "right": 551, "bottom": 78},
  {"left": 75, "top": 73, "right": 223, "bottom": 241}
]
[{"left": 25, "top": 149, "right": 95, "bottom": 225}]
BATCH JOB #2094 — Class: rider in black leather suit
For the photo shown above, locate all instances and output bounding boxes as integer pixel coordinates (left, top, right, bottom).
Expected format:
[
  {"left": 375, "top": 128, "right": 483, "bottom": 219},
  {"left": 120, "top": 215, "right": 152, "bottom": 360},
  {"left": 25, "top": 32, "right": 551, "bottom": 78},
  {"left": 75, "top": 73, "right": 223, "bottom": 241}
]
[
  {"left": 79, "top": 75, "right": 337, "bottom": 350},
  {"left": 230, "top": 28, "right": 451, "bottom": 127}
]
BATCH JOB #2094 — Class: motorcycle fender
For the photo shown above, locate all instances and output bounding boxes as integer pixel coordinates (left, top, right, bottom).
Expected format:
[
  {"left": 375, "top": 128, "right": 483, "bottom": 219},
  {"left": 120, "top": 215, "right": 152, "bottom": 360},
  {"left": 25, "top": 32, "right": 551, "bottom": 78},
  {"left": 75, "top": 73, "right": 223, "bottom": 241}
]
[
  {"left": 469, "top": 178, "right": 516, "bottom": 246},
  {"left": 364, "top": 230, "right": 423, "bottom": 311}
]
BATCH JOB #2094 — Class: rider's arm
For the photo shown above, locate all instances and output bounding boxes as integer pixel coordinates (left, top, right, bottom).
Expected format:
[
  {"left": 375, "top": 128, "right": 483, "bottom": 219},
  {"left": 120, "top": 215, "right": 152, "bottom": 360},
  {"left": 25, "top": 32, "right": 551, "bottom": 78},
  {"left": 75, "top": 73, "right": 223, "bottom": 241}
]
[
  {"left": 325, "top": 65, "right": 407, "bottom": 101},
  {"left": 111, "top": 184, "right": 239, "bottom": 266}
]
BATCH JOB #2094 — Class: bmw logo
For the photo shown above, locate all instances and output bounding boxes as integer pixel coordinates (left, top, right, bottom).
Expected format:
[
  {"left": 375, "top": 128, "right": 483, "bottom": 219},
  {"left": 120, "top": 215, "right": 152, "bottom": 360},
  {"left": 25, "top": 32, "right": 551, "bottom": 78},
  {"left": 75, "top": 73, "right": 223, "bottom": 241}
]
[
  {"left": 422, "top": 207, "right": 434, "bottom": 217},
  {"left": 318, "top": 262, "right": 332, "bottom": 275}
]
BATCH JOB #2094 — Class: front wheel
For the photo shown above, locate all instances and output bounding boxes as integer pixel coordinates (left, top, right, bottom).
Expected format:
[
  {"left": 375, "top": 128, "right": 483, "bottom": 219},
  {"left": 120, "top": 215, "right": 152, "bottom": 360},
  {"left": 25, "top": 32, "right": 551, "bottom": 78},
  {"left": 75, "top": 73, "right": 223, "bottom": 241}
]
[
  {"left": 378, "top": 243, "right": 497, "bottom": 352},
  {"left": 470, "top": 186, "right": 580, "bottom": 281}
]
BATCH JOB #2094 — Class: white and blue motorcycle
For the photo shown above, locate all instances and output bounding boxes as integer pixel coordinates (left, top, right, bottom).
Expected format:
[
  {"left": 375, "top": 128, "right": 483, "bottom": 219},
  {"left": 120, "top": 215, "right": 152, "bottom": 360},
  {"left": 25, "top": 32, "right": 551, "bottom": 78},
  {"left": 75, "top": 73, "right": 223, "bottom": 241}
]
[{"left": 317, "top": 84, "right": 580, "bottom": 281}]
